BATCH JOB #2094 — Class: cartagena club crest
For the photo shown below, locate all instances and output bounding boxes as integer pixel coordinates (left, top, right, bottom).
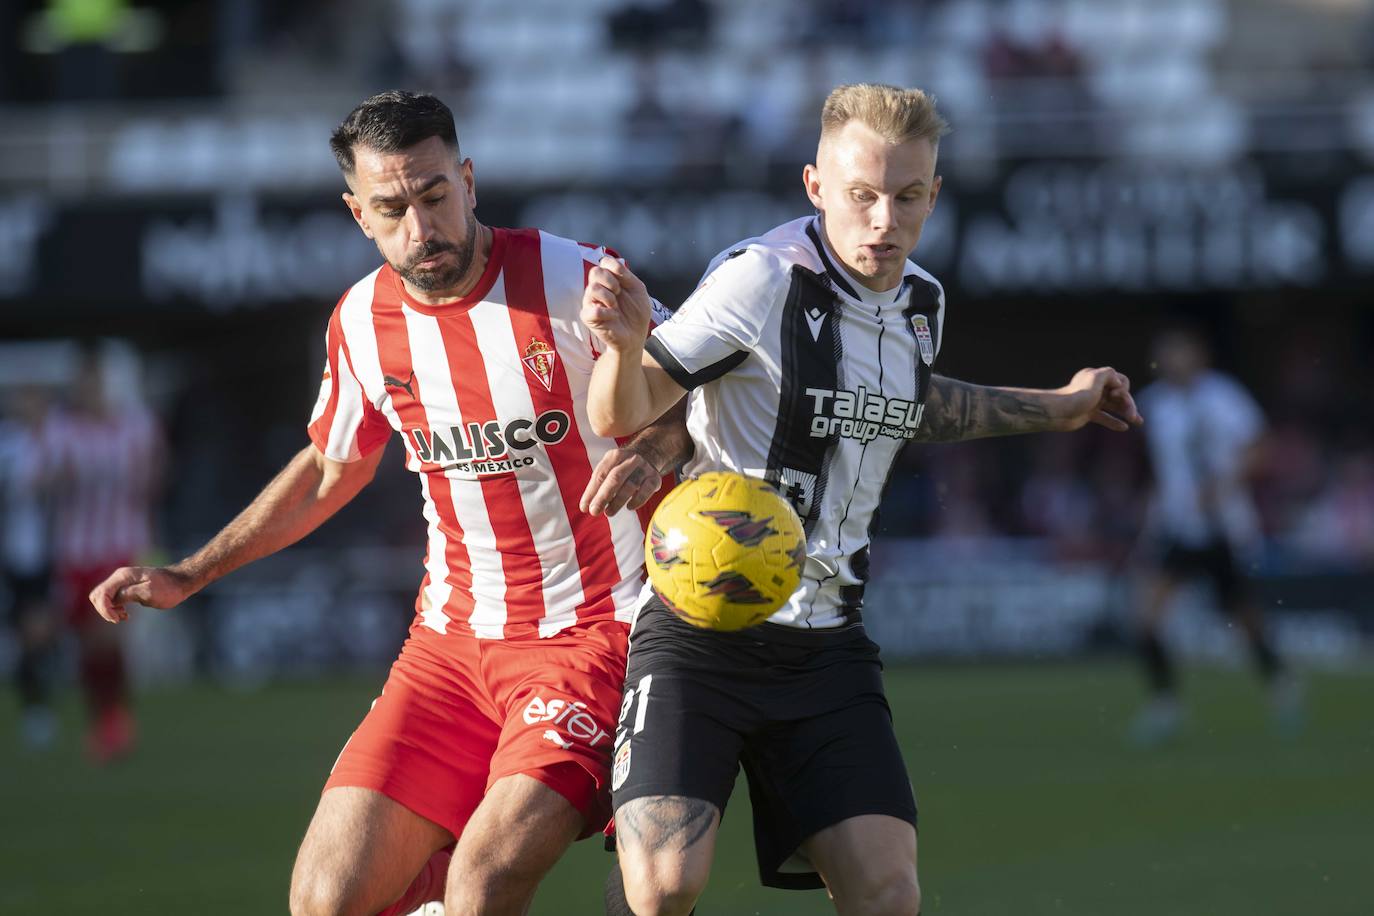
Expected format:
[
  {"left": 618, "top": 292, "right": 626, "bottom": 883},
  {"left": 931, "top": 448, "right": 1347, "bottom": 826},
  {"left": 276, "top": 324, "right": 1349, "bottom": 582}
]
[{"left": 522, "top": 337, "right": 557, "bottom": 391}]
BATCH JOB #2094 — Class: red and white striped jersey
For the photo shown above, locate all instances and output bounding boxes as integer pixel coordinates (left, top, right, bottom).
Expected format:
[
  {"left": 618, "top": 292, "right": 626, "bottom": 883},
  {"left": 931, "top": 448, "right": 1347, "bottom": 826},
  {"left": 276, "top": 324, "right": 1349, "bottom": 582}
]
[
  {"left": 45, "top": 406, "right": 163, "bottom": 570},
  {"left": 309, "top": 228, "right": 665, "bottom": 640}
]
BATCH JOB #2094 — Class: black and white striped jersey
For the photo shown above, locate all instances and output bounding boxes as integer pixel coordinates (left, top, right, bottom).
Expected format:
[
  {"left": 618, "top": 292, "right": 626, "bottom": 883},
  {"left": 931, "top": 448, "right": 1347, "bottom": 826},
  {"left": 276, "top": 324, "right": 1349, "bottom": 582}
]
[{"left": 647, "top": 215, "right": 946, "bottom": 630}]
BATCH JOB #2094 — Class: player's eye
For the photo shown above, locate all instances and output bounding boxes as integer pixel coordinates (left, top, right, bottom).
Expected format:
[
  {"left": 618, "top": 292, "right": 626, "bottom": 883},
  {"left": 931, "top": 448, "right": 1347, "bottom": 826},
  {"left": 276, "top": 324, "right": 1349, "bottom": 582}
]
[
  {"left": 381, "top": 207, "right": 405, "bottom": 219},
  {"left": 426, "top": 195, "right": 446, "bottom": 207},
  {"left": 851, "top": 190, "right": 875, "bottom": 203}
]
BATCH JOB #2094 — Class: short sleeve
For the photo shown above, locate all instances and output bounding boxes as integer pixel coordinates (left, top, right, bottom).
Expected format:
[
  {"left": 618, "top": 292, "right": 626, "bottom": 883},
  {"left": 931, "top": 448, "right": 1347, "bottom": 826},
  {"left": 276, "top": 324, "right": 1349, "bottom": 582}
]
[
  {"left": 307, "top": 308, "right": 391, "bottom": 462},
  {"left": 646, "top": 248, "right": 785, "bottom": 390}
]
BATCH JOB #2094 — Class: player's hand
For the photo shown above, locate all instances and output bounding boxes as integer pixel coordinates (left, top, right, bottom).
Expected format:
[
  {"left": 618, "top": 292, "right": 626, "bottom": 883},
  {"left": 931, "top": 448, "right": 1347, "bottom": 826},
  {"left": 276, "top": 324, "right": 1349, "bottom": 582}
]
[
  {"left": 579, "top": 447, "right": 662, "bottom": 517},
  {"left": 582, "top": 257, "right": 652, "bottom": 353},
  {"left": 89, "top": 565, "right": 196, "bottom": 623},
  {"left": 1055, "top": 367, "right": 1144, "bottom": 432}
]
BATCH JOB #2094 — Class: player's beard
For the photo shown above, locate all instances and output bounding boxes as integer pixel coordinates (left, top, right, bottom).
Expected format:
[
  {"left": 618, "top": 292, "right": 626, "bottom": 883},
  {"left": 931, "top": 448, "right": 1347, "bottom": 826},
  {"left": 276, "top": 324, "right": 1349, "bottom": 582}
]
[{"left": 394, "top": 218, "right": 477, "bottom": 294}]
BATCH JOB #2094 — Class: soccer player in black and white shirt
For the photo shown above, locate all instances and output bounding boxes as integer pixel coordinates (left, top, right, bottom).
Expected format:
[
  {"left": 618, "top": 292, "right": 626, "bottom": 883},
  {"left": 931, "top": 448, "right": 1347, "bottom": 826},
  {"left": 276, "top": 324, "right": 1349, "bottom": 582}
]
[
  {"left": 582, "top": 84, "right": 1142, "bottom": 915},
  {"left": 1130, "top": 326, "right": 1300, "bottom": 745}
]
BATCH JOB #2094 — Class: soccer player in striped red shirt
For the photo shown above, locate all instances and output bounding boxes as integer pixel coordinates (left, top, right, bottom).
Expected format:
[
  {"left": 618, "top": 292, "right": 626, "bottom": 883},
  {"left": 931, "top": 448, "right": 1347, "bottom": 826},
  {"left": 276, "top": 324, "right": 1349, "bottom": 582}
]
[{"left": 89, "top": 91, "right": 691, "bottom": 916}]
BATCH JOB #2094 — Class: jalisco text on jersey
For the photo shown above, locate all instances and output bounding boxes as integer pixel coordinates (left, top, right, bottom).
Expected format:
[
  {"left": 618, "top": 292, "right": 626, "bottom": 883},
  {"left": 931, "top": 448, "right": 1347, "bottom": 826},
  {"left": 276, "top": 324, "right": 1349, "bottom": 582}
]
[
  {"left": 408, "top": 409, "right": 572, "bottom": 465},
  {"left": 804, "top": 386, "right": 925, "bottom": 442}
]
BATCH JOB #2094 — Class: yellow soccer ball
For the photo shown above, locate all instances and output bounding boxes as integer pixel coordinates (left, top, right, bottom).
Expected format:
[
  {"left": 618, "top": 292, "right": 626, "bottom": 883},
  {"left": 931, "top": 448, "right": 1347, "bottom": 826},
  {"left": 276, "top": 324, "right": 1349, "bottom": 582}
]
[{"left": 645, "top": 471, "right": 807, "bottom": 631}]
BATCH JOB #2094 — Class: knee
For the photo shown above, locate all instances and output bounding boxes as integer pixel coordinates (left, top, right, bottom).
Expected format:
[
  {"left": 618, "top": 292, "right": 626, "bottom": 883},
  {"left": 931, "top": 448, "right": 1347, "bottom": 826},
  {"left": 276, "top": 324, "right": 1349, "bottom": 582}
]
[
  {"left": 847, "top": 872, "right": 921, "bottom": 916},
  {"left": 288, "top": 873, "right": 355, "bottom": 916},
  {"left": 446, "top": 848, "right": 541, "bottom": 911},
  {"left": 620, "top": 863, "right": 706, "bottom": 916}
]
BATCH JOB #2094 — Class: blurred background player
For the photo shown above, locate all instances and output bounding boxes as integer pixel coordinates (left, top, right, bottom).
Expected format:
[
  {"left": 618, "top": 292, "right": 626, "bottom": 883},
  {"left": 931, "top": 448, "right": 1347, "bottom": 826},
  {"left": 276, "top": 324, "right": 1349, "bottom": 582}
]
[
  {"left": 47, "top": 346, "right": 165, "bottom": 763},
  {"left": 0, "top": 385, "right": 58, "bottom": 749},
  {"left": 1131, "top": 326, "right": 1301, "bottom": 744}
]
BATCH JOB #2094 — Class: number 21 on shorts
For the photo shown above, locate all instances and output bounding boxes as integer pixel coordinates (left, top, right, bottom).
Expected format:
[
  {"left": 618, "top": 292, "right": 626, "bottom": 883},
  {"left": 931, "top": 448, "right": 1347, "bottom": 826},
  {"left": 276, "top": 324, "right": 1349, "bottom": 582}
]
[{"left": 612, "top": 675, "right": 651, "bottom": 791}]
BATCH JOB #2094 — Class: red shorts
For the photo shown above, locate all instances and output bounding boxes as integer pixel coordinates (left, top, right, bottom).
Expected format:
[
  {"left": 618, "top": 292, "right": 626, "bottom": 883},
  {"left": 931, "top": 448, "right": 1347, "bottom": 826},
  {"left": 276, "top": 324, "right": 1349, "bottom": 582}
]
[{"left": 325, "top": 618, "right": 630, "bottom": 840}]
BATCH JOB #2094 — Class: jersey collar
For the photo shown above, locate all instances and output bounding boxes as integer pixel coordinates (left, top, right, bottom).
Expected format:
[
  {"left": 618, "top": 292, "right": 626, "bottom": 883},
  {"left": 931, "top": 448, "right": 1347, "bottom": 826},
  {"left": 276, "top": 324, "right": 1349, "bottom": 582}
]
[{"left": 806, "top": 217, "right": 916, "bottom": 307}]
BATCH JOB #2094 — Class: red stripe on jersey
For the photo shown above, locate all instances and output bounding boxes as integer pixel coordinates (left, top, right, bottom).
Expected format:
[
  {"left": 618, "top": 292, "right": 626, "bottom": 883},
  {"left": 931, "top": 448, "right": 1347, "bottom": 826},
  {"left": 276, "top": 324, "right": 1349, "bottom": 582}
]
[
  {"left": 368, "top": 273, "right": 478, "bottom": 632},
  {"left": 505, "top": 230, "right": 624, "bottom": 621},
  {"left": 434, "top": 304, "right": 549, "bottom": 640}
]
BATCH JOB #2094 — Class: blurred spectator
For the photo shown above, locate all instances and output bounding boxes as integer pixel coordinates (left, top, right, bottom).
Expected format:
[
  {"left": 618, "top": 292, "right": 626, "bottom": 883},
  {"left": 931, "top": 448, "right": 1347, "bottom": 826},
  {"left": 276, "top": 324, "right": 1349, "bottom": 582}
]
[
  {"left": 1019, "top": 435, "right": 1099, "bottom": 559},
  {"left": 1290, "top": 447, "right": 1374, "bottom": 570},
  {"left": 45, "top": 345, "right": 165, "bottom": 764},
  {"left": 608, "top": 0, "right": 714, "bottom": 51},
  {"left": 1, "top": 386, "right": 59, "bottom": 749}
]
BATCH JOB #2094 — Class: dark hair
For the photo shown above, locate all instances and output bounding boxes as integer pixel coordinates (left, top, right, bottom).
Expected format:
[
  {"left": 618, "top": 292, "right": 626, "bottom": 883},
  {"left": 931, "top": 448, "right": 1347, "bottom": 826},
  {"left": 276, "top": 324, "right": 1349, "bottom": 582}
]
[{"left": 330, "top": 90, "right": 460, "bottom": 174}]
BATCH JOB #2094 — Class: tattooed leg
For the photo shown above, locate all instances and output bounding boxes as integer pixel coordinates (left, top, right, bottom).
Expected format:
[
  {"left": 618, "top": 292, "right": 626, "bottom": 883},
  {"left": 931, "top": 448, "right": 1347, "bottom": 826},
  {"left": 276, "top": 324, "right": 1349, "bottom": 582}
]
[{"left": 613, "top": 796, "right": 719, "bottom": 916}]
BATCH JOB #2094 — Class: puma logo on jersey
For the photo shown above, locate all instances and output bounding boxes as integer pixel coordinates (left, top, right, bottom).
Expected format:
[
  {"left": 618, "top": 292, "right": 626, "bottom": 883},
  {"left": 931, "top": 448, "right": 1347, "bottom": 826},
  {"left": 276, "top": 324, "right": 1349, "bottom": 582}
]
[
  {"left": 805, "top": 386, "right": 924, "bottom": 443},
  {"left": 384, "top": 370, "right": 416, "bottom": 400}
]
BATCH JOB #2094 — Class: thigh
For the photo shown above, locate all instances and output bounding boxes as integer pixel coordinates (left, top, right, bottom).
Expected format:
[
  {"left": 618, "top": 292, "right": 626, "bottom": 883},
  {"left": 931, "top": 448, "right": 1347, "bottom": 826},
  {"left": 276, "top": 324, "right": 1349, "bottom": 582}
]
[
  {"left": 485, "top": 621, "right": 631, "bottom": 837},
  {"left": 608, "top": 632, "right": 748, "bottom": 821},
  {"left": 801, "top": 814, "right": 918, "bottom": 915},
  {"left": 292, "top": 785, "right": 453, "bottom": 915},
  {"left": 446, "top": 772, "right": 584, "bottom": 906},
  {"left": 326, "top": 636, "right": 502, "bottom": 840},
  {"left": 742, "top": 667, "right": 917, "bottom": 890}
]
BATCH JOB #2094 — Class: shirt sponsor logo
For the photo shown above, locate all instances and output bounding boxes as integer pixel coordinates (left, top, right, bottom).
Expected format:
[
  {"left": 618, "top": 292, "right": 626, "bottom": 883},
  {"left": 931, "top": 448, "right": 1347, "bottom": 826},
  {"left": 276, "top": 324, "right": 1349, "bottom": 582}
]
[
  {"left": 522, "top": 694, "right": 611, "bottom": 748},
  {"left": 408, "top": 409, "right": 571, "bottom": 476},
  {"left": 805, "top": 386, "right": 924, "bottom": 442}
]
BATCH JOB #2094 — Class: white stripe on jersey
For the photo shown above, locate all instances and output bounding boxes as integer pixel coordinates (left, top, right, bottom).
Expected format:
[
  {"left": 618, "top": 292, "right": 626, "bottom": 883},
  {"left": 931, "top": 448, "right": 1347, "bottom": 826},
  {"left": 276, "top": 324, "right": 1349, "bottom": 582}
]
[{"left": 404, "top": 300, "right": 510, "bottom": 639}]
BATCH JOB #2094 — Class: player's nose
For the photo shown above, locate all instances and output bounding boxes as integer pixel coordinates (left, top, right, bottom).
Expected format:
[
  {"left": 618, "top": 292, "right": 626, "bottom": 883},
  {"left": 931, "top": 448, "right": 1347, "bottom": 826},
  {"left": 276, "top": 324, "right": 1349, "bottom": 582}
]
[
  {"left": 870, "top": 196, "right": 897, "bottom": 231},
  {"left": 405, "top": 206, "right": 434, "bottom": 242}
]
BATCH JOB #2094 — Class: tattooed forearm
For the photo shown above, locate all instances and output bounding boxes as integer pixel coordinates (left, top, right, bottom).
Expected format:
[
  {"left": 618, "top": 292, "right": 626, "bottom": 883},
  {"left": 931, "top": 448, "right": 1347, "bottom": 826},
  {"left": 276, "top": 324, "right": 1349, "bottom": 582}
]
[
  {"left": 616, "top": 796, "right": 718, "bottom": 854},
  {"left": 623, "top": 398, "right": 694, "bottom": 473},
  {"left": 916, "top": 375, "right": 1057, "bottom": 443}
]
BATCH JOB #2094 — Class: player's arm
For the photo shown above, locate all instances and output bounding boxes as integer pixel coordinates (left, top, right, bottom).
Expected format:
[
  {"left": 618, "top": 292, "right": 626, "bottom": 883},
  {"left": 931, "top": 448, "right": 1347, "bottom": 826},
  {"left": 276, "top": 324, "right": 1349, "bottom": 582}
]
[
  {"left": 89, "top": 443, "right": 384, "bottom": 622},
  {"left": 915, "top": 369, "right": 1143, "bottom": 443},
  {"left": 582, "top": 257, "right": 688, "bottom": 438},
  {"left": 580, "top": 397, "right": 693, "bottom": 516}
]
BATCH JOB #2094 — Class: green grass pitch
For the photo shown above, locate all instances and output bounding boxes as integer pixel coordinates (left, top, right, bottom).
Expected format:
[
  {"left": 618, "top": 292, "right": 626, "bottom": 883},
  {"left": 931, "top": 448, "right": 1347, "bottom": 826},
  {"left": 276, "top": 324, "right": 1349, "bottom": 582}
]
[{"left": 2, "top": 661, "right": 1370, "bottom": 914}]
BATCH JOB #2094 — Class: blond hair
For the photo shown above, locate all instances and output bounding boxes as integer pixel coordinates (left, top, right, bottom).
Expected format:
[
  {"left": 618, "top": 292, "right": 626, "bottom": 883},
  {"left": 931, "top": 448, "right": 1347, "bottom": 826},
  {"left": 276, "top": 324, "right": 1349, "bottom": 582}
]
[{"left": 820, "top": 83, "right": 949, "bottom": 147}]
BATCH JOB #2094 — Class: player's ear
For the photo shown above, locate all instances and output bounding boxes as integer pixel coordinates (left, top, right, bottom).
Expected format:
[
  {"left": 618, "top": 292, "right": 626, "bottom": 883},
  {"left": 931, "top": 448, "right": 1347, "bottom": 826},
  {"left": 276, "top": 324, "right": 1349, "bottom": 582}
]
[
  {"left": 927, "top": 175, "right": 942, "bottom": 216},
  {"left": 461, "top": 158, "right": 477, "bottom": 208},
  {"left": 342, "top": 191, "right": 372, "bottom": 239},
  {"left": 802, "top": 163, "right": 824, "bottom": 210}
]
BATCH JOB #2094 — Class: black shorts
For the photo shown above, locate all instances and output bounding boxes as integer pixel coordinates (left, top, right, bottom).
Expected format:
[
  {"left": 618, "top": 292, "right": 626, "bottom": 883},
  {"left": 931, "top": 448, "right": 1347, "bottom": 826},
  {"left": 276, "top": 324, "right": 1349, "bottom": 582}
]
[
  {"left": 1157, "top": 538, "right": 1245, "bottom": 605},
  {"left": 610, "top": 594, "right": 917, "bottom": 890}
]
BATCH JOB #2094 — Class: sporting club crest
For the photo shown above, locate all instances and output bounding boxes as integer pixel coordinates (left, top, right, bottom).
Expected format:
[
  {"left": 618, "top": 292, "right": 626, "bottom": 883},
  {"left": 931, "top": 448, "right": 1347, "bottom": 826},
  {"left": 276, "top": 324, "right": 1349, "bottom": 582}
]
[{"left": 521, "top": 337, "right": 557, "bottom": 391}]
